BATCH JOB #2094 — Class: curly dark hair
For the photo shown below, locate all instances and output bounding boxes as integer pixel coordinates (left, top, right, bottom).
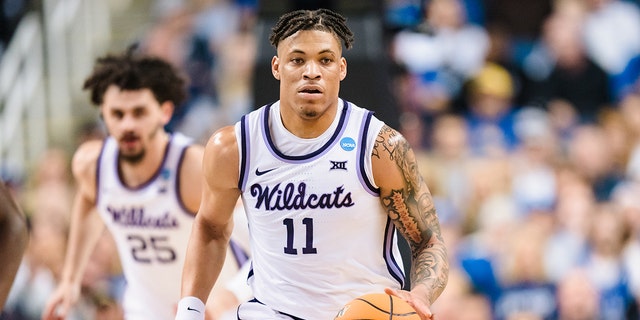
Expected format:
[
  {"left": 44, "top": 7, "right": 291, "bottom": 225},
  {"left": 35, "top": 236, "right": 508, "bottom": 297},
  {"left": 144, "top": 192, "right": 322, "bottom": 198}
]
[
  {"left": 83, "top": 47, "right": 187, "bottom": 107},
  {"left": 269, "top": 8, "right": 354, "bottom": 50}
]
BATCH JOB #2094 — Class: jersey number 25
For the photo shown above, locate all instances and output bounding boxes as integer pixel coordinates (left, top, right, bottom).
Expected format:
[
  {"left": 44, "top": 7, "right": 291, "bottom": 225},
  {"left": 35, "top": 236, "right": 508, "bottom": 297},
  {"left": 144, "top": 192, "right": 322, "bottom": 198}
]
[{"left": 127, "top": 235, "right": 177, "bottom": 263}]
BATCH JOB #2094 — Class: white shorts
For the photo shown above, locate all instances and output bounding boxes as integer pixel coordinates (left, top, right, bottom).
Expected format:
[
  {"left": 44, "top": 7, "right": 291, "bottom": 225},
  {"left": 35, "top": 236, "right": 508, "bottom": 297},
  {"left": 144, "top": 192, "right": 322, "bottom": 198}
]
[{"left": 237, "top": 299, "right": 304, "bottom": 320}]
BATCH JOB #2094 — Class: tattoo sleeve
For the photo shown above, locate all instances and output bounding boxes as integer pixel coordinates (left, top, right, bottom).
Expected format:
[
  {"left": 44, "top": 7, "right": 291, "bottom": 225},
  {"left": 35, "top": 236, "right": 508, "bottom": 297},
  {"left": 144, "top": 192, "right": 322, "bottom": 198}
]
[{"left": 375, "top": 125, "right": 449, "bottom": 304}]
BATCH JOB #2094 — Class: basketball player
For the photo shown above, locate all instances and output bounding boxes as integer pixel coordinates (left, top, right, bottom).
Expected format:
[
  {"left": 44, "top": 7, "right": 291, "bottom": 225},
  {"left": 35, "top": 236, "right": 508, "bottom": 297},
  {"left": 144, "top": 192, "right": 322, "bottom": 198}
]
[
  {"left": 0, "top": 179, "right": 29, "bottom": 309},
  {"left": 41, "top": 49, "right": 206, "bottom": 320},
  {"left": 176, "top": 8, "right": 449, "bottom": 320}
]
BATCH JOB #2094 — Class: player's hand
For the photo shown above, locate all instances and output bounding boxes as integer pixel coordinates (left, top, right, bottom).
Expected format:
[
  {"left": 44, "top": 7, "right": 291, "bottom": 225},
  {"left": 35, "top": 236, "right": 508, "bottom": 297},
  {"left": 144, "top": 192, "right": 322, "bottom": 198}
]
[
  {"left": 385, "top": 287, "right": 434, "bottom": 320},
  {"left": 41, "top": 282, "right": 81, "bottom": 320}
]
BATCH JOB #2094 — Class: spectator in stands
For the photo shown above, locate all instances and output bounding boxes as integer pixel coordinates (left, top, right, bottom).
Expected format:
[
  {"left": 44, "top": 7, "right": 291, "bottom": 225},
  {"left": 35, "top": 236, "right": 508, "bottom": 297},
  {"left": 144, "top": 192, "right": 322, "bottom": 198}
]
[
  {"left": 493, "top": 221, "right": 556, "bottom": 320},
  {"left": 555, "top": 268, "right": 600, "bottom": 320},
  {"left": 582, "top": 204, "right": 635, "bottom": 319},
  {"left": 544, "top": 164, "right": 595, "bottom": 282},
  {"left": 141, "top": 3, "right": 218, "bottom": 143},
  {"left": 417, "top": 114, "right": 473, "bottom": 228},
  {"left": 509, "top": 107, "right": 559, "bottom": 218},
  {"left": 582, "top": 0, "right": 640, "bottom": 77},
  {"left": 620, "top": 87, "right": 640, "bottom": 181},
  {"left": 391, "top": 0, "right": 490, "bottom": 148},
  {"left": 611, "top": 52, "right": 640, "bottom": 100},
  {"left": 611, "top": 180, "right": 640, "bottom": 317},
  {"left": 520, "top": 0, "right": 612, "bottom": 124},
  {"left": 597, "top": 108, "right": 635, "bottom": 177},
  {"left": 459, "top": 210, "right": 557, "bottom": 319},
  {"left": 431, "top": 268, "right": 493, "bottom": 320},
  {"left": 463, "top": 62, "right": 520, "bottom": 157},
  {"left": 565, "top": 124, "right": 623, "bottom": 201}
]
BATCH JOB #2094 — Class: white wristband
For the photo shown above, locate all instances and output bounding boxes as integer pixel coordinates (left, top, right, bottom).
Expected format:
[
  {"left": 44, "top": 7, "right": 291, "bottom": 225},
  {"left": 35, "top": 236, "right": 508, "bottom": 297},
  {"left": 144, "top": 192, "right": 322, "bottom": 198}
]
[{"left": 175, "top": 296, "right": 205, "bottom": 320}]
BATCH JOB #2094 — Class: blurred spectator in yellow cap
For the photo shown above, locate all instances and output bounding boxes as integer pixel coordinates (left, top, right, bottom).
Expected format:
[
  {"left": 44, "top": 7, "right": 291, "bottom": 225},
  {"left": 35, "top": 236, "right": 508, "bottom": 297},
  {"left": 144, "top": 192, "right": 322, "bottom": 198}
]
[
  {"left": 463, "top": 62, "right": 520, "bottom": 157},
  {"left": 470, "top": 62, "right": 514, "bottom": 99}
]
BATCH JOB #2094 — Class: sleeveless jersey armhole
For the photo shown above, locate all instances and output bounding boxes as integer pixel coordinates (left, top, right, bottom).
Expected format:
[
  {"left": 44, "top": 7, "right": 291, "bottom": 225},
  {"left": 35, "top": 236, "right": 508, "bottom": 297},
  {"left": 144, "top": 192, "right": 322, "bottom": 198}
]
[
  {"left": 174, "top": 145, "right": 193, "bottom": 215},
  {"left": 237, "top": 115, "right": 250, "bottom": 191},
  {"left": 358, "top": 111, "right": 381, "bottom": 196},
  {"left": 94, "top": 137, "right": 110, "bottom": 206}
]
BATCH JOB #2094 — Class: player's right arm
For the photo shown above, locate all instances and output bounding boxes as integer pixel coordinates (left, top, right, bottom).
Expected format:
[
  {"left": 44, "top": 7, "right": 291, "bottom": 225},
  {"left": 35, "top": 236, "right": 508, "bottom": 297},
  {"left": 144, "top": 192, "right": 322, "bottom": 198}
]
[
  {"left": 0, "top": 179, "right": 28, "bottom": 309},
  {"left": 177, "top": 126, "right": 241, "bottom": 319},
  {"left": 42, "top": 140, "right": 106, "bottom": 320}
]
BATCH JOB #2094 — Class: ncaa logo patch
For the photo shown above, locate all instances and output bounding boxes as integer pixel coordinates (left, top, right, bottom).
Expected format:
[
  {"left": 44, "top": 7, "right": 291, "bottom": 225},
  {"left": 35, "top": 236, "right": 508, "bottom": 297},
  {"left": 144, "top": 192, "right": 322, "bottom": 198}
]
[{"left": 340, "top": 137, "right": 356, "bottom": 151}]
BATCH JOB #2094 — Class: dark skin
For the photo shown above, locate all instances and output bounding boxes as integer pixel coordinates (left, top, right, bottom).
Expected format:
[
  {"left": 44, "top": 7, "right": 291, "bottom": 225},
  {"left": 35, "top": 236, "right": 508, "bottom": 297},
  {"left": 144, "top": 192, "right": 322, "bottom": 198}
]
[{"left": 0, "top": 180, "right": 29, "bottom": 309}]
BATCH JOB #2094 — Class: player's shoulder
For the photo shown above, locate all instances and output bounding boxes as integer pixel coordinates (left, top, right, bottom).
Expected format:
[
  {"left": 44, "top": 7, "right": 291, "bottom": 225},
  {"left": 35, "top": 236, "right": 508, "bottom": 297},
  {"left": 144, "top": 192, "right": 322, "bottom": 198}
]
[
  {"left": 205, "top": 125, "right": 238, "bottom": 153},
  {"left": 201, "top": 125, "right": 239, "bottom": 171},
  {"left": 183, "top": 142, "right": 205, "bottom": 165},
  {"left": 71, "top": 139, "right": 104, "bottom": 178},
  {"left": 179, "top": 143, "right": 205, "bottom": 183},
  {"left": 370, "top": 124, "right": 412, "bottom": 167},
  {"left": 72, "top": 139, "right": 104, "bottom": 167},
  {"left": 373, "top": 124, "right": 402, "bottom": 143}
]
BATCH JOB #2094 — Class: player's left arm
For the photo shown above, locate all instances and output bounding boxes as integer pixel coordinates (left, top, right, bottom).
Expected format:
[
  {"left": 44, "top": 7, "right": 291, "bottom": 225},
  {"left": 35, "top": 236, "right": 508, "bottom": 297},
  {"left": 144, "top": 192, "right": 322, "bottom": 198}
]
[{"left": 371, "top": 125, "right": 448, "bottom": 318}]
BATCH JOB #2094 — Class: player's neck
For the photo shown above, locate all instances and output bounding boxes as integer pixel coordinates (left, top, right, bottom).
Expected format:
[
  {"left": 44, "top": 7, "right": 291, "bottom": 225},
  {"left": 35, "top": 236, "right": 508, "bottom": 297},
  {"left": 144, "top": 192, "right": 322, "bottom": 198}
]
[
  {"left": 118, "top": 132, "right": 170, "bottom": 187},
  {"left": 279, "top": 102, "right": 338, "bottom": 139}
]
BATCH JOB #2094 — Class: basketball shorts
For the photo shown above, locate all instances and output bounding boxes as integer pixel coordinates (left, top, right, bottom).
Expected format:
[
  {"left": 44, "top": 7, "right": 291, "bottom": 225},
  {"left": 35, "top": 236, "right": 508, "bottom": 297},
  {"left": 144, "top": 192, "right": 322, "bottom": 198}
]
[{"left": 237, "top": 299, "right": 304, "bottom": 320}]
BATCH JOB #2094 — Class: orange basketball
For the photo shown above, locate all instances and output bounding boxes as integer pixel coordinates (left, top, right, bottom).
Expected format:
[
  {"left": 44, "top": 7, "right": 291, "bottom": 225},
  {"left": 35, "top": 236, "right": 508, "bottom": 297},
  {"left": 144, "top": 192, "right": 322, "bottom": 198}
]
[{"left": 334, "top": 293, "right": 421, "bottom": 319}]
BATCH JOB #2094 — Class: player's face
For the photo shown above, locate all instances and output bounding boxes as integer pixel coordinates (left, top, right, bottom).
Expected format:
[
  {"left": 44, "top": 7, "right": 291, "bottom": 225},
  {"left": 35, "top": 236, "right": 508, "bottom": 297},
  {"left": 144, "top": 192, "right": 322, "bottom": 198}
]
[
  {"left": 272, "top": 29, "right": 347, "bottom": 120},
  {"left": 100, "top": 85, "right": 172, "bottom": 163}
]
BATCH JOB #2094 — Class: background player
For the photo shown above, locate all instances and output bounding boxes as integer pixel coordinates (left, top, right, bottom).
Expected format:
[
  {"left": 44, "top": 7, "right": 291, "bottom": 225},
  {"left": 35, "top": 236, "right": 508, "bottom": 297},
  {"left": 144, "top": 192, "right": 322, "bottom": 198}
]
[{"left": 41, "top": 48, "right": 205, "bottom": 320}]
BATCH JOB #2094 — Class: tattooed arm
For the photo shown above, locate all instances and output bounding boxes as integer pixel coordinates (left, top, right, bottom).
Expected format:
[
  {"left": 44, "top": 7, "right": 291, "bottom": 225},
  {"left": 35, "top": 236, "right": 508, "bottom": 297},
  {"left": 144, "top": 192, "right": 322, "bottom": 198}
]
[{"left": 371, "top": 125, "right": 448, "bottom": 319}]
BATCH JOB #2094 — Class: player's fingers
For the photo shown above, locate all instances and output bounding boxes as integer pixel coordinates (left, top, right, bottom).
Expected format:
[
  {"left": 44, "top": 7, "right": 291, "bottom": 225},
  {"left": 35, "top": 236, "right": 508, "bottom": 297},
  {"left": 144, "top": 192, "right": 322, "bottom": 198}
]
[
  {"left": 414, "top": 306, "right": 433, "bottom": 320},
  {"left": 384, "top": 287, "right": 414, "bottom": 303},
  {"left": 385, "top": 287, "right": 432, "bottom": 320},
  {"left": 410, "top": 302, "right": 433, "bottom": 320},
  {"left": 383, "top": 287, "right": 401, "bottom": 298}
]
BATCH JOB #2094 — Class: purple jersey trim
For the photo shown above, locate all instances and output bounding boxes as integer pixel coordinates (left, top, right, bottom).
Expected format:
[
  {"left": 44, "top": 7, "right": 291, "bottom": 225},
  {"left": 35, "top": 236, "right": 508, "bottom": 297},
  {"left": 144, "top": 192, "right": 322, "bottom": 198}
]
[
  {"left": 115, "top": 135, "right": 173, "bottom": 191},
  {"left": 94, "top": 137, "right": 109, "bottom": 205},
  {"left": 175, "top": 145, "right": 195, "bottom": 216},
  {"left": 384, "top": 218, "right": 406, "bottom": 287},
  {"left": 229, "top": 238, "right": 250, "bottom": 268},
  {"left": 238, "top": 114, "right": 250, "bottom": 191},
  {"left": 357, "top": 111, "right": 380, "bottom": 196},
  {"left": 261, "top": 100, "right": 351, "bottom": 163}
]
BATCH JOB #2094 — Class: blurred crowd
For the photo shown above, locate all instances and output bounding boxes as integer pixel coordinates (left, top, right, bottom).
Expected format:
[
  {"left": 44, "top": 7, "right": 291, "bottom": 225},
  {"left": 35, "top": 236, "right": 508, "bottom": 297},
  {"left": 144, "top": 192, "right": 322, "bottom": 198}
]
[
  {"left": 2, "top": 0, "right": 640, "bottom": 319},
  {"left": 388, "top": 0, "right": 640, "bottom": 319}
]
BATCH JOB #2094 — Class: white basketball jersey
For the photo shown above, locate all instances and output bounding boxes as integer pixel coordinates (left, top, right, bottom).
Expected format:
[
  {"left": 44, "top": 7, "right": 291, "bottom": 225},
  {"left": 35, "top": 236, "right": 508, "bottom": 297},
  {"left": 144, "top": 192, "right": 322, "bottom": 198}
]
[
  {"left": 235, "top": 100, "right": 406, "bottom": 320},
  {"left": 96, "top": 133, "right": 195, "bottom": 320}
]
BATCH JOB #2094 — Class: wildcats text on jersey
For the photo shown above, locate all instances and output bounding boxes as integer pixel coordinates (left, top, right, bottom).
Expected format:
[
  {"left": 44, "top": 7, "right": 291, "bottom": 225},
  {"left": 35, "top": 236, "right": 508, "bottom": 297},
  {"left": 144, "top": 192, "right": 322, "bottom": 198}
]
[
  {"left": 107, "top": 206, "right": 180, "bottom": 228},
  {"left": 249, "top": 182, "right": 355, "bottom": 211}
]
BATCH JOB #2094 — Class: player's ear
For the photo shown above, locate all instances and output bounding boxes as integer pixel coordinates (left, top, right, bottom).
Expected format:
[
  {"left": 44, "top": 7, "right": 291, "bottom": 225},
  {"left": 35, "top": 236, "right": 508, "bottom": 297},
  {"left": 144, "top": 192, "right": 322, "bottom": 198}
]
[
  {"left": 340, "top": 57, "right": 347, "bottom": 81},
  {"left": 272, "top": 56, "right": 280, "bottom": 80},
  {"left": 160, "top": 101, "right": 174, "bottom": 124}
]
